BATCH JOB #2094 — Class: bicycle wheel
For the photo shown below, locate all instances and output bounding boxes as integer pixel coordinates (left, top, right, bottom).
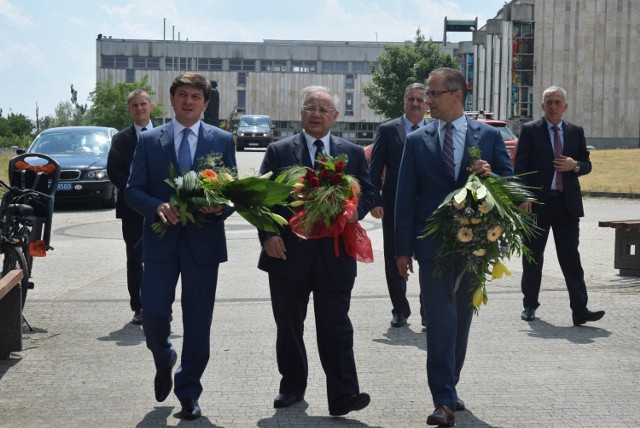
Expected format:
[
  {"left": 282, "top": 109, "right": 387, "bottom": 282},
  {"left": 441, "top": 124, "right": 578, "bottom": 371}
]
[{"left": 0, "top": 244, "right": 30, "bottom": 308}]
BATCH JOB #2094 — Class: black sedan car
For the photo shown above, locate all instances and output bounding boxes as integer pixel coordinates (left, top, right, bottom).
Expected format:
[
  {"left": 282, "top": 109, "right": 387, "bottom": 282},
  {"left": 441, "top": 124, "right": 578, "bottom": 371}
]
[{"left": 20, "top": 126, "right": 118, "bottom": 208}]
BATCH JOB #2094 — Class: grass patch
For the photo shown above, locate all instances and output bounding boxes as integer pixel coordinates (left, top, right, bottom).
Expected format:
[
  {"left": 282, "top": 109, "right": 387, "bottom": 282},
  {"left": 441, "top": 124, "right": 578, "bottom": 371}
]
[{"left": 579, "top": 149, "right": 640, "bottom": 194}]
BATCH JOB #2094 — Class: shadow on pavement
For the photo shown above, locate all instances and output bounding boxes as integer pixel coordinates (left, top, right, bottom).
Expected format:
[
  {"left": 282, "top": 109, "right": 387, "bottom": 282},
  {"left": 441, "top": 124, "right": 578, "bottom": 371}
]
[
  {"left": 372, "top": 326, "right": 427, "bottom": 351},
  {"left": 97, "top": 322, "right": 146, "bottom": 347},
  {"left": 523, "top": 318, "right": 611, "bottom": 344},
  {"left": 258, "top": 401, "right": 383, "bottom": 427}
]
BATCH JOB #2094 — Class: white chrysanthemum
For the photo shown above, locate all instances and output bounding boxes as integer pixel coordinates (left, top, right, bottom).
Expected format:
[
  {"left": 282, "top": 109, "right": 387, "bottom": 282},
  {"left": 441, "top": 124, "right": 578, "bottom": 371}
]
[{"left": 181, "top": 171, "right": 199, "bottom": 192}]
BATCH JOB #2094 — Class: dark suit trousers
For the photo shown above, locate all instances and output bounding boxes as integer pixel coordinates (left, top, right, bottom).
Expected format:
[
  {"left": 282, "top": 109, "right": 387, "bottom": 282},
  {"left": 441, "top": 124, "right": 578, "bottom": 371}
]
[
  {"left": 521, "top": 193, "right": 589, "bottom": 314},
  {"left": 268, "top": 268, "right": 360, "bottom": 404},
  {"left": 121, "top": 217, "right": 143, "bottom": 312},
  {"left": 141, "top": 233, "right": 220, "bottom": 401},
  {"left": 418, "top": 258, "right": 473, "bottom": 410},
  {"left": 382, "top": 214, "right": 411, "bottom": 317}
]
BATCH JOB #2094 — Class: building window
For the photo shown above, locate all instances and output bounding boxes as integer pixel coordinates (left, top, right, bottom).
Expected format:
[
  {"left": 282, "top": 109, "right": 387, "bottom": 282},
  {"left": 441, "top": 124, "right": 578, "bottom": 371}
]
[
  {"left": 198, "top": 58, "right": 222, "bottom": 71},
  {"left": 260, "top": 60, "right": 287, "bottom": 72},
  {"left": 115, "top": 56, "right": 128, "bottom": 68},
  {"left": 165, "top": 57, "right": 191, "bottom": 71},
  {"left": 322, "top": 61, "right": 349, "bottom": 73},
  {"left": 511, "top": 21, "right": 535, "bottom": 118},
  {"left": 344, "top": 92, "right": 354, "bottom": 116},
  {"left": 292, "top": 61, "right": 316, "bottom": 73},
  {"left": 237, "top": 72, "right": 247, "bottom": 86},
  {"left": 237, "top": 90, "right": 246, "bottom": 113},
  {"left": 126, "top": 69, "right": 135, "bottom": 83},
  {"left": 101, "top": 55, "right": 129, "bottom": 69},
  {"left": 130, "top": 57, "right": 161, "bottom": 70},
  {"left": 352, "top": 62, "right": 369, "bottom": 73},
  {"left": 345, "top": 74, "right": 355, "bottom": 89},
  {"left": 230, "top": 59, "right": 256, "bottom": 71}
]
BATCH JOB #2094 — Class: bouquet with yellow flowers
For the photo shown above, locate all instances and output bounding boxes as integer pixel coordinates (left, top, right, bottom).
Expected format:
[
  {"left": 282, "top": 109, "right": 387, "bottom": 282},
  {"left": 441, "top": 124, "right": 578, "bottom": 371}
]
[
  {"left": 151, "top": 157, "right": 294, "bottom": 237},
  {"left": 421, "top": 146, "right": 538, "bottom": 313}
]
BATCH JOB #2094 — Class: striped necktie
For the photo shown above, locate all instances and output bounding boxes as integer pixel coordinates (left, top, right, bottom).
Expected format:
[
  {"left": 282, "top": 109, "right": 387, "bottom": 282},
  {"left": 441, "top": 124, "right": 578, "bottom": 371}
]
[
  {"left": 443, "top": 123, "right": 455, "bottom": 178},
  {"left": 313, "top": 140, "right": 325, "bottom": 168}
]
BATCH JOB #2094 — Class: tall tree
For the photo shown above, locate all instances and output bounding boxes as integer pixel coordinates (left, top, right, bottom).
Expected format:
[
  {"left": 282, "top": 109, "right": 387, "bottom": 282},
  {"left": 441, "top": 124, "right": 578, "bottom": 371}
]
[
  {"left": 363, "top": 29, "right": 459, "bottom": 119},
  {"left": 85, "top": 76, "right": 163, "bottom": 129}
]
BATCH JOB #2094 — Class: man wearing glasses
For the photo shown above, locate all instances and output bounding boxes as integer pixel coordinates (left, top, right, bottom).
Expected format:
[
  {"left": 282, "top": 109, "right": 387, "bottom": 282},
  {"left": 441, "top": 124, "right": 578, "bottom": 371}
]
[
  {"left": 395, "top": 68, "right": 512, "bottom": 426},
  {"left": 257, "top": 86, "right": 376, "bottom": 417},
  {"left": 369, "top": 83, "right": 428, "bottom": 329}
]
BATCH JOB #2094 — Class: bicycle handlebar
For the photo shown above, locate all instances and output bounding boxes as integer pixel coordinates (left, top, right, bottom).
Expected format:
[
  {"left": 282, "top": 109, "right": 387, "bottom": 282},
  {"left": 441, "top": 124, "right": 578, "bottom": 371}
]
[{"left": 0, "top": 178, "right": 54, "bottom": 202}]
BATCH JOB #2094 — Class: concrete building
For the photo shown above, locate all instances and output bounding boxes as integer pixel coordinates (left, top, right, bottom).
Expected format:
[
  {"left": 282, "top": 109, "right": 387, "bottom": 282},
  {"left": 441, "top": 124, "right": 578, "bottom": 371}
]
[
  {"left": 471, "top": 0, "right": 639, "bottom": 148},
  {"left": 96, "top": 37, "right": 458, "bottom": 145}
]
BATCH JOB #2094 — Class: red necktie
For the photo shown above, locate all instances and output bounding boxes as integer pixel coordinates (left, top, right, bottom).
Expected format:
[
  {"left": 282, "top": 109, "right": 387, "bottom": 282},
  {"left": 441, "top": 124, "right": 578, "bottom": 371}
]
[{"left": 552, "top": 125, "right": 563, "bottom": 192}]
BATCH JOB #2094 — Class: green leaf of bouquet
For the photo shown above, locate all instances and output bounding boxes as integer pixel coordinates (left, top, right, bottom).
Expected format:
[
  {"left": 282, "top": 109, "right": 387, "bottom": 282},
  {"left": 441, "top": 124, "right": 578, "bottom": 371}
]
[{"left": 453, "top": 188, "right": 467, "bottom": 205}]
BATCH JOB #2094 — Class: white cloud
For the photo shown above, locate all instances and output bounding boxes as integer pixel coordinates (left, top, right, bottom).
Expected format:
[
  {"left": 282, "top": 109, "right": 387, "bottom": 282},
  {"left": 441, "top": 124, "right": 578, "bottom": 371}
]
[{"left": 0, "top": 0, "right": 36, "bottom": 28}]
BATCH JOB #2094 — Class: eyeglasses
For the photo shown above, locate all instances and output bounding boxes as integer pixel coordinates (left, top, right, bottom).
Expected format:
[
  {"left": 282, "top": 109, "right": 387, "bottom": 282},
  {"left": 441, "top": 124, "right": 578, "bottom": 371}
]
[
  {"left": 405, "top": 97, "right": 426, "bottom": 104},
  {"left": 425, "top": 89, "right": 458, "bottom": 99},
  {"left": 302, "top": 105, "right": 336, "bottom": 115}
]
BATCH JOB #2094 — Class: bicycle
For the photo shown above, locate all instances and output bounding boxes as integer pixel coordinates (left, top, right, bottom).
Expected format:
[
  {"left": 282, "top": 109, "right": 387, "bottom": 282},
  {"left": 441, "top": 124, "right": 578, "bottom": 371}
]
[{"left": 0, "top": 153, "right": 60, "bottom": 312}]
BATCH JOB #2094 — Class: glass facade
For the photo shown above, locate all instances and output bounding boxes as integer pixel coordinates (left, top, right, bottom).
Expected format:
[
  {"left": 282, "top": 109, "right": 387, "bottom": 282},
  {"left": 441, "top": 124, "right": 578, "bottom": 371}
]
[{"left": 511, "top": 22, "right": 535, "bottom": 118}]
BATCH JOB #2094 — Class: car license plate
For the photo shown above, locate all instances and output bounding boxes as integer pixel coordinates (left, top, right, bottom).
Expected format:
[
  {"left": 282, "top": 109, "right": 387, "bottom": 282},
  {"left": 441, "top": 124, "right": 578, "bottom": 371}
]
[
  {"left": 57, "top": 183, "right": 72, "bottom": 191},
  {"left": 249, "top": 143, "right": 259, "bottom": 146}
]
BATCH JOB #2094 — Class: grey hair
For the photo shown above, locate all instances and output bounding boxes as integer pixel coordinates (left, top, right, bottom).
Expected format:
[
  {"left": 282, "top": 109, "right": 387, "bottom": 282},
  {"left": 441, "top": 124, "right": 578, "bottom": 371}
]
[
  {"left": 542, "top": 86, "right": 568, "bottom": 102},
  {"left": 301, "top": 86, "right": 340, "bottom": 109},
  {"left": 404, "top": 83, "right": 426, "bottom": 99}
]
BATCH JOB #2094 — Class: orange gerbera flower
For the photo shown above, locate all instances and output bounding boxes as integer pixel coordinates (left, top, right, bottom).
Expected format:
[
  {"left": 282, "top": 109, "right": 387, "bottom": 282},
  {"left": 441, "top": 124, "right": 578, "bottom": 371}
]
[{"left": 202, "top": 169, "right": 218, "bottom": 181}]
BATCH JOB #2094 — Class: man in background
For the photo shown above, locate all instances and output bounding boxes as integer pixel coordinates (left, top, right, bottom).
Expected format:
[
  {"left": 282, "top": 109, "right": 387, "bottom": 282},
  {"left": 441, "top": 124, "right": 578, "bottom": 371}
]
[
  {"left": 514, "top": 85, "right": 605, "bottom": 326},
  {"left": 369, "top": 83, "right": 428, "bottom": 328},
  {"left": 108, "top": 90, "right": 153, "bottom": 325}
]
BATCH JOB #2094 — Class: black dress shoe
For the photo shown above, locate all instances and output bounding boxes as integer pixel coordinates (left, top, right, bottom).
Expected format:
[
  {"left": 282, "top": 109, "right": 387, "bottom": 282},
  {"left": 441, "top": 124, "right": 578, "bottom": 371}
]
[
  {"left": 390, "top": 313, "right": 407, "bottom": 327},
  {"left": 456, "top": 397, "right": 465, "bottom": 411},
  {"left": 154, "top": 350, "right": 177, "bottom": 402},
  {"left": 273, "top": 393, "right": 303, "bottom": 408},
  {"left": 180, "top": 399, "right": 202, "bottom": 420},
  {"left": 521, "top": 307, "right": 536, "bottom": 321},
  {"left": 426, "top": 405, "right": 455, "bottom": 427},
  {"left": 329, "top": 392, "right": 370, "bottom": 416},
  {"left": 573, "top": 309, "right": 605, "bottom": 326}
]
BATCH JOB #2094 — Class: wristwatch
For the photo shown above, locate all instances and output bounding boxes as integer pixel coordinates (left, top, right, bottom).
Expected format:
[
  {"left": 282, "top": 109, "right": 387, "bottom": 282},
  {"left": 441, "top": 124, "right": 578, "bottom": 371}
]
[{"left": 573, "top": 163, "right": 581, "bottom": 173}]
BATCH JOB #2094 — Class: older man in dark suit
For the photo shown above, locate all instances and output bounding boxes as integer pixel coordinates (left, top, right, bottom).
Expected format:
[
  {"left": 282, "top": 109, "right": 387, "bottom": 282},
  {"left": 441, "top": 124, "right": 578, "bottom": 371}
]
[
  {"left": 125, "top": 72, "right": 236, "bottom": 420},
  {"left": 107, "top": 89, "right": 153, "bottom": 325},
  {"left": 514, "top": 85, "right": 605, "bottom": 326},
  {"left": 369, "top": 83, "right": 428, "bottom": 328},
  {"left": 258, "top": 85, "right": 376, "bottom": 417},
  {"left": 396, "top": 68, "right": 513, "bottom": 427}
]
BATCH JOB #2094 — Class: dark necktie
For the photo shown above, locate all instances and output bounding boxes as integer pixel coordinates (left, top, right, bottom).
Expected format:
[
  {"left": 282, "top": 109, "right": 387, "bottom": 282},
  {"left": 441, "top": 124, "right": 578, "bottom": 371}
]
[
  {"left": 443, "top": 123, "right": 455, "bottom": 178},
  {"left": 313, "top": 140, "right": 325, "bottom": 167},
  {"left": 552, "top": 125, "right": 563, "bottom": 192},
  {"left": 141, "top": 127, "right": 147, "bottom": 132},
  {"left": 411, "top": 123, "right": 419, "bottom": 131},
  {"left": 178, "top": 129, "right": 192, "bottom": 173}
]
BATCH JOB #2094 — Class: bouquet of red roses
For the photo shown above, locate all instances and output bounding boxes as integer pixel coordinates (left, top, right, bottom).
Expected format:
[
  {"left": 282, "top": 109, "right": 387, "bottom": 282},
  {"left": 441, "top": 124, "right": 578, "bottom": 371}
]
[{"left": 282, "top": 153, "right": 373, "bottom": 263}]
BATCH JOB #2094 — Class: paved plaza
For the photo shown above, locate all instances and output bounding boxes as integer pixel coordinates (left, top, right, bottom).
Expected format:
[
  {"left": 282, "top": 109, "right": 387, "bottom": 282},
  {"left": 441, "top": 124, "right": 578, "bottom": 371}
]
[{"left": 1, "top": 191, "right": 639, "bottom": 427}]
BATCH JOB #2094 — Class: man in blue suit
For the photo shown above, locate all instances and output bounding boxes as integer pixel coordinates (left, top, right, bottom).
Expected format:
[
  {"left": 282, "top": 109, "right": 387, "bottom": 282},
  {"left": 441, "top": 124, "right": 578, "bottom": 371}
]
[
  {"left": 395, "top": 68, "right": 513, "bottom": 427},
  {"left": 258, "top": 86, "right": 376, "bottom": 417},
  {"left": 125, "top": 72, "right": 236, "bottom": 420}
]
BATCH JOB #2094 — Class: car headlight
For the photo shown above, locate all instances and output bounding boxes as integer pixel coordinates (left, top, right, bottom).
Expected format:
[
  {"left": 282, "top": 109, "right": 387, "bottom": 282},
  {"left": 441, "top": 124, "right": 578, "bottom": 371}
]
[
  {"left": 86, "top": 169, "right": 108, "bottom": 180},
  {"left": 238, "top": 132, "right": 245, "bottom": 136}
]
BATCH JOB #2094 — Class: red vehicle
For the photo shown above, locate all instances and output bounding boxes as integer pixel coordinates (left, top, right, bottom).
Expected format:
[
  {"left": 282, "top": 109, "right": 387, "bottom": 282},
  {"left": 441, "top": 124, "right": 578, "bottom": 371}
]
[{"left": 466, "top": 112, "right": 518, "bottom": 166}]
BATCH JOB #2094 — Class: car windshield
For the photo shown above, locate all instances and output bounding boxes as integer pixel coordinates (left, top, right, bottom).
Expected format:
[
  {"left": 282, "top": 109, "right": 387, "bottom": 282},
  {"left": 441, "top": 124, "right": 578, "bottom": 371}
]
[
  {"left": 496, "top": 125, "right": 516, "bottom": 140},
  {"left": 31, "top": 131, "right": 111, "bottom": 156},
  {"left": 240, "top": 116, "right": 269, "bottom": 127}
]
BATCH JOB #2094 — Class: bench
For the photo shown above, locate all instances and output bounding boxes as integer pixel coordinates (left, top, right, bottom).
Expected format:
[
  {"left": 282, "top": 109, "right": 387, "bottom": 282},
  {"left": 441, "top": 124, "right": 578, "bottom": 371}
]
[
  {"left": 0, "top": 269, "right": 24, "bottom": 360},
  {"left": 598, "top": 220, "right": 640, "bottom": 277}
]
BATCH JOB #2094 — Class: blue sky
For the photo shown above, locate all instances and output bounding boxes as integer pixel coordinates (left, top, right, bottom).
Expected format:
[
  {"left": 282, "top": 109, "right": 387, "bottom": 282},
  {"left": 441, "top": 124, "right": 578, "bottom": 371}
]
[{"left": 0, "top": 0, "right": 508, "bottom": 122}]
